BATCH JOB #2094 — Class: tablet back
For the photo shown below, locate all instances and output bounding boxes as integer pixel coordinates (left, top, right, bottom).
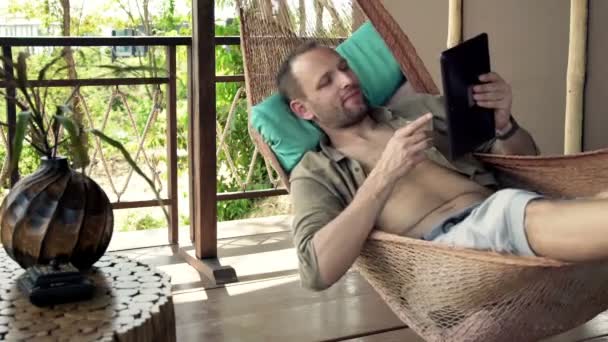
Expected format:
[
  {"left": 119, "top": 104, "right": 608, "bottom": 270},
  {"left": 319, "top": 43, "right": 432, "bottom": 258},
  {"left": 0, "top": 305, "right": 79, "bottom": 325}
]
[{"left": 440, "top": 33, "right": 495, "bottom": 160}]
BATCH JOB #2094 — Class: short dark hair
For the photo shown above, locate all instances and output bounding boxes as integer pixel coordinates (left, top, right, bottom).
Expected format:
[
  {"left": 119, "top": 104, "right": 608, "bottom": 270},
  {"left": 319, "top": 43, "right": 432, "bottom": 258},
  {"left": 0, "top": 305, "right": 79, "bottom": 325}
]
[{"left": 276, "top": 41, "right": 322, "bottom": 103}]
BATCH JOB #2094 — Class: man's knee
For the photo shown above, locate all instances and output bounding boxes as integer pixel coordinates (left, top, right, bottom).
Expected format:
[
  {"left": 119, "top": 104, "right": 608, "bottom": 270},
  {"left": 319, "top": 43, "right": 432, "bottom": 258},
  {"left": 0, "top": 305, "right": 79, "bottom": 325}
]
[{"left": 523, "top": 198, "right": 557, "bottom": 255}]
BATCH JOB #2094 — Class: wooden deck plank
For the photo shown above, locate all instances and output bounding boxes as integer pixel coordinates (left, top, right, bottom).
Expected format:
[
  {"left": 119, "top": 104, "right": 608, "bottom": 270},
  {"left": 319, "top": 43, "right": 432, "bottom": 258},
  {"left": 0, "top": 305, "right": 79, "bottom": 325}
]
[
  {"left": 108, "top": 224, "right": 608, "bottom": 342},
  {"left": 107, "top": 215, "right": 292, "bottom": 251},
  {"left": 341, "top": 328, "right": 424, "bottom": 342},
  {"left": 173, "top": 273, "right": 405, "bottom": 342}
]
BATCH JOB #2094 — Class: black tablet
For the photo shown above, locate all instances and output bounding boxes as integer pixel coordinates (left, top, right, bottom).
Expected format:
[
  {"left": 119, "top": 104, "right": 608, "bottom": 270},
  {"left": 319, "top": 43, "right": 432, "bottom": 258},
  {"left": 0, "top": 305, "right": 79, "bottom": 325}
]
[{"left": 439, "top": 33, "right": 495, "bottom": 160}]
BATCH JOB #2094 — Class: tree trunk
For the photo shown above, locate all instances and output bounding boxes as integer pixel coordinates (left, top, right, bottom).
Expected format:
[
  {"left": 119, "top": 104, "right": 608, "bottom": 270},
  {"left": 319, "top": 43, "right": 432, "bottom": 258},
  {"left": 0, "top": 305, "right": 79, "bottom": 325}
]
[
  {"left": 59, "top": 0, "right": 75, "bottom": 80},
  {"left": 59, "top": 0, "right": 89, "bottom": 169},
  {"left": 318, "top": 0, "right": 346, "bottom": 35},
  {"left": 143, "top": 0, "right": 151, "bottom": 34},
  {"left": 298, "top": 0, "right": 306, "bottom": 35},
  {"left": 314, "top": 0, "right": 323, "bottom": 34}
]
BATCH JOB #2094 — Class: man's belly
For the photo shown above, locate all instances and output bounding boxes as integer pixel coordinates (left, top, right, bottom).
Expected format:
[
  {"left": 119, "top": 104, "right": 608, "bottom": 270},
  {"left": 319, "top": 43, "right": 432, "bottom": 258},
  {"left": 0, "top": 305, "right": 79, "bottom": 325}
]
[{"left": 375, "top": 160, "right": 492, "bottom": 237}]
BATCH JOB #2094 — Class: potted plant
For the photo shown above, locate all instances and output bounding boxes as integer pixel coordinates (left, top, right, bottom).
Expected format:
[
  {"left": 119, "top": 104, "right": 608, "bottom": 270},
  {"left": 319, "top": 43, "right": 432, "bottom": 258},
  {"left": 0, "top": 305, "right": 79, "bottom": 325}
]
[{"left": 0, "top": 51, "right": 166, "bottom": 270}]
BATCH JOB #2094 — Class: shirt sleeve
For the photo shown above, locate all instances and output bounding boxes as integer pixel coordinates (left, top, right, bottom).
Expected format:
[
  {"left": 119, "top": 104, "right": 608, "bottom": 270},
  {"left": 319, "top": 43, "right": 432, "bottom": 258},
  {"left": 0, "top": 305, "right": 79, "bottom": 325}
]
[{"left": 290, "top": 176, "right": 346, "bottom": 291}]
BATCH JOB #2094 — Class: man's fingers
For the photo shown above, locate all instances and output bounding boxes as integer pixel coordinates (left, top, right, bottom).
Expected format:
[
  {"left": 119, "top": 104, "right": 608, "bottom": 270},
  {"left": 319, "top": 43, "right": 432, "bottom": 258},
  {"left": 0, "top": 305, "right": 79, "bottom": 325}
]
[
  {"left": 473, "top": 83, "right": 505, "bottom": 93},
  {"left": 396, "top": 113, "right": 433, "bottom": 137},
  {"left": 476, "top": 100, "right": 506, "bottom": 108},
  {"left": 408, "top": 137, "right": 433, "bottom": 154},
  {"left": 478, "top": 72, "right": 502, "bottom": 83},
  {"left": 473, "top": 92, "right": 504, "bottom": 101},
  {"left": 403, "top": 131, "right": 432, "bottom": 146}
]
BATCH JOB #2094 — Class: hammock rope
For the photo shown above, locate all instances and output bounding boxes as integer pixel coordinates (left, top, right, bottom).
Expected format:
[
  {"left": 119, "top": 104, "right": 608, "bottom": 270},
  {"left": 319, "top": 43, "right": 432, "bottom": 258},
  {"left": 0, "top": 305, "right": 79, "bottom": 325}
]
[{"left": 237, "top": 1, "right": 608, "bottom": 341}]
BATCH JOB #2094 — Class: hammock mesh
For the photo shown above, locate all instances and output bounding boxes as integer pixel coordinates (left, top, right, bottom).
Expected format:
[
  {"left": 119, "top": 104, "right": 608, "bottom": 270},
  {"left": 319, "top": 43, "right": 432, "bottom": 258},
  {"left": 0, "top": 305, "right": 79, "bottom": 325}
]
[{"left": 237, "top": 1, "right": 608, "bottom": 340}]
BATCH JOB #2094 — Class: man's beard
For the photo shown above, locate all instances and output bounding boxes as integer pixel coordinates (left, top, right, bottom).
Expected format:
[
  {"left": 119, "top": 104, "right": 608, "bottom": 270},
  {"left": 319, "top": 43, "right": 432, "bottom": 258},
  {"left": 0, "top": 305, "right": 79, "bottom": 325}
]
[
  {"left": 314, "top": 102, "right": 369, "bottom": 129},
  {"left": 337, "top": 105, "right": 369, "bottom": 128}
]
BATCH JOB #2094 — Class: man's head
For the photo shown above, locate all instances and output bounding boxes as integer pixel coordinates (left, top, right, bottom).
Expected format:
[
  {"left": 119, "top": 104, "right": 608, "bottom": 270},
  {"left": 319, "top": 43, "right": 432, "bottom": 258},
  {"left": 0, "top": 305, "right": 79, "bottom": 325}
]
[{"left": 276, "top": 42, "right": 368, "bottom": 130}]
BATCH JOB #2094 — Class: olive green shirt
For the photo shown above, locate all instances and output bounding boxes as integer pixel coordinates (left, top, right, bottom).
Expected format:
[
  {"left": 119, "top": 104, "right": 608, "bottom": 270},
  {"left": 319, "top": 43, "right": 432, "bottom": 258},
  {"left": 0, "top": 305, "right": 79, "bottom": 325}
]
[{"left": 290, "top": 94, "right": 499, "bottom": 291}]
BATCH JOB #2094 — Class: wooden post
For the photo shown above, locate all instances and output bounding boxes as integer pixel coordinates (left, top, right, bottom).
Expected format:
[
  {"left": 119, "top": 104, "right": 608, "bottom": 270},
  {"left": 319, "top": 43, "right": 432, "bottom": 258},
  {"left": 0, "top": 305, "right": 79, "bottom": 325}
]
[
  {"left": 191, "top": 0, "right": 217, "bottom": 258},
  {"left": 166, "top": 45, "right": 179, "bottom": 244},
  {"left": 187, "top": 46, "right": 195, "bottom": 244},
  {"left": 2, "top": 46, "right": 19, "bottom": 186},
  {"left": 447, "top": 0, "right": 463, "bottom": 48},
  {"left": 183, "top": 0, "right": 237, "bottom": 285},
  {"left": 564, "top": 0, "right": 588, "bottom": 154}
]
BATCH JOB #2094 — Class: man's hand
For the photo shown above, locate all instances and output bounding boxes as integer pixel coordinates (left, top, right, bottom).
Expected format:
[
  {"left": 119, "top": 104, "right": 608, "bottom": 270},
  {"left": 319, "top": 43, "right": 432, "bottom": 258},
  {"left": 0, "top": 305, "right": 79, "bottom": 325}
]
[
  {"left": 473, "top": 72, "right": 512, "bottom": 131},
  {"left": 374, "top": 113, "right": 433, "bottom": 182}
]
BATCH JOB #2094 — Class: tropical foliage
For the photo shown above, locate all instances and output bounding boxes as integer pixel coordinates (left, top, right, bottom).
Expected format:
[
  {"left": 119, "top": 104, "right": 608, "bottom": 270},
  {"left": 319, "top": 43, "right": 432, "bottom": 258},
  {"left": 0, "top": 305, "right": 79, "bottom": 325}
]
[{"left": 0, "top": 0, "right": 279, "bottom": 230}]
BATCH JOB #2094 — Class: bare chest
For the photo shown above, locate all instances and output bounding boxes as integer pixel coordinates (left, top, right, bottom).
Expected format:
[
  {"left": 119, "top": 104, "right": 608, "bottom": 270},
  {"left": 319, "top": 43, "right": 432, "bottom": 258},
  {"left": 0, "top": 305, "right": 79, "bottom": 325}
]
[{"left": 339, "top": 126, "right": 394, "bottom": 174}]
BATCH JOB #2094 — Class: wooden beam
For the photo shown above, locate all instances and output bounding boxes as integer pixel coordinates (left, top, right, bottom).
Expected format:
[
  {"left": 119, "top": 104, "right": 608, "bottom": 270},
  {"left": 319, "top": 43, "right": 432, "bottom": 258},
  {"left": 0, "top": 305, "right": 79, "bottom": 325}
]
[
  {"left": 0, "top": 77, "right": 168, "bottom": 88},
  {"left": 0, "top": 36, "right": 191, "bottom": 47},
  {"left": 564, "top": 0, "right": 588, "bottom": 154},
  {"left": 111, "top": 199, "right": 171, "bottom": 210},
  {"left": 178, "top": 247, "right": 238, "bottom": 286},
  {"left": 2, "top": 46, "right": 19, "bottom": 186},
  {"left": 187, "top": 46, "right": 195, "bottom": 244},
  {"left": 166, "top": 45, "right": 179, "bottom": 244},
  {"left": 447, "top": 0, "right": 463, "bottom": 48},
  {"left": 0, "top": 36, "right": 240, "bottom": 47},
  {"left": 217, "top": 189, "right": 288, "bottom": 201},
  {"left": 215, "top": 75, "right": 245, "bottom": 83},
  {"left": 214, "top": 36, "right": 241, "bottom": 46},
  {"left": 191, "top": 0, "right": 218, "bottom": 259}
]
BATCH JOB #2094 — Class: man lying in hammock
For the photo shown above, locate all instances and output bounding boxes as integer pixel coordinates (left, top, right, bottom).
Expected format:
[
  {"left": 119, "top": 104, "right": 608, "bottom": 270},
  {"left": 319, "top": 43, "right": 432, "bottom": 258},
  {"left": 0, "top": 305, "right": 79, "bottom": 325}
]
[{"left": 281, "top": 42, "right": 607, "bottom": 291}]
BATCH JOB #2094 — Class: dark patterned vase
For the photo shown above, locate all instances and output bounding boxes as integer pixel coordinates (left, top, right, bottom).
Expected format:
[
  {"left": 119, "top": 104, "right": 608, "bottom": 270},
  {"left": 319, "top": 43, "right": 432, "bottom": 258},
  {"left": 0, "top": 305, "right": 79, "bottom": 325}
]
[{"left": 0, "top": 157, "right": 113, "bottom": 270}]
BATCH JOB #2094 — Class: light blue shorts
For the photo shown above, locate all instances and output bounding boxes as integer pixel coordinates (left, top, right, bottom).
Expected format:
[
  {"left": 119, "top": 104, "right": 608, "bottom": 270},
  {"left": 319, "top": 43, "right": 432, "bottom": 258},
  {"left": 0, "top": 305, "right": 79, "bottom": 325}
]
[{"left": 423, "top": 189, "right": 543, "bottom": 256}]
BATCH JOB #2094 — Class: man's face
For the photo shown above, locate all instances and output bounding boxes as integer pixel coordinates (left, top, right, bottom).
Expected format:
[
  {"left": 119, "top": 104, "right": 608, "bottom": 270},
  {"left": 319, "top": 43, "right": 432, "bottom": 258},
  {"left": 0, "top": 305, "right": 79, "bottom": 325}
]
[{"left": 290, "top": 47, "right": 368, "bottom": 129}]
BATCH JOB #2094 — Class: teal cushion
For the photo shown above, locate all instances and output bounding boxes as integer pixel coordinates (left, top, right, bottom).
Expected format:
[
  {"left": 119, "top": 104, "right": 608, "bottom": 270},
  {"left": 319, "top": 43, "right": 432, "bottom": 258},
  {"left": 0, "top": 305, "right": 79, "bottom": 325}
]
[{"left": 251, "top": 21, "right": 405, "bottom": 172}]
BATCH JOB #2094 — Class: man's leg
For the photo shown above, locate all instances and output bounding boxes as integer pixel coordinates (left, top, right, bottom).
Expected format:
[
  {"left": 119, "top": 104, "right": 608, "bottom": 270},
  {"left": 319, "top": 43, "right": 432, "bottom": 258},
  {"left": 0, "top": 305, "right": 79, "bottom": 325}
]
[{"left": 525, "top": 197, "right": 608, "bottom": 262}]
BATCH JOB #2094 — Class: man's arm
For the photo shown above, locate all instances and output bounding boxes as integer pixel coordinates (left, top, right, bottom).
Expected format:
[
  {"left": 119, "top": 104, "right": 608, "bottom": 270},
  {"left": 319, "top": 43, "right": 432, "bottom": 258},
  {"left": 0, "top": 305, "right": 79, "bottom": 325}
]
[
  {"left": 291, "top": 114, "right": 433, "bottom": 290},
  {"left": 489, "top": 117, "right": 539, "bottom": 155},
  {"left": 473, "top": 72, "right": 540, "bottom": 156},
  {"left": 292, "top": 169, "right": 396, "bottom": 290}
]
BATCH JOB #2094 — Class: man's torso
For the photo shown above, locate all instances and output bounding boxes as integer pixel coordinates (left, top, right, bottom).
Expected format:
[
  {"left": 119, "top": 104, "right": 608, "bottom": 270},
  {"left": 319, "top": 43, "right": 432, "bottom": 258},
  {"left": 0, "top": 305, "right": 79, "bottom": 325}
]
[{"left": 337, "top": 118, "right": 492, "bottom": 237}]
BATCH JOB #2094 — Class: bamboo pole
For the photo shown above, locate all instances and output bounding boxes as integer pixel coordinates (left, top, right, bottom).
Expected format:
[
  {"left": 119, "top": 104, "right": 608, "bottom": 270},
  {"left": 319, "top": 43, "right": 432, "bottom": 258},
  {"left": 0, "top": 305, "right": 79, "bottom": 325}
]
[
  {"left": 564, "top": 0, "right": 588, "bottom": 154},
  {"left": 447, "top": 0, "right": 463, "bottom": 48}
]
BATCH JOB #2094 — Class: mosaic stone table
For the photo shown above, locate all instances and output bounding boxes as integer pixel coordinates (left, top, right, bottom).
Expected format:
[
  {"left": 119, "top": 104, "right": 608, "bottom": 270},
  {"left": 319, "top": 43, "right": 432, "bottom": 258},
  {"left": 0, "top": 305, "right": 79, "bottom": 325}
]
[{"left": 0, "top": 250, "right": 175, "bottom": 342}]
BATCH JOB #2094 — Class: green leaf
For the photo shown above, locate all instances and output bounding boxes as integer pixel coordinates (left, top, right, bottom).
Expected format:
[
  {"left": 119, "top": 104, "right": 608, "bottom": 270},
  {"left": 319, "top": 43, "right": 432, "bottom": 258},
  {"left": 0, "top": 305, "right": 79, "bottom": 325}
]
[
  {"left": 12, "top": 53, "right": 38, "bottom": 123},
  {"left": 54, "top": 106, "right": 80, "bottom": 136},
  {"left": 37, "top": 51, "right": 68, "bottom": 81},
  {"left": 10, "top": 112, "right": 32, "bottom": 174},
  {"left": 89, "top": 129, "right": 170, "bottom": 222},
  {"left": 53, "top": 108, "right": 89, "bottom": 164}
]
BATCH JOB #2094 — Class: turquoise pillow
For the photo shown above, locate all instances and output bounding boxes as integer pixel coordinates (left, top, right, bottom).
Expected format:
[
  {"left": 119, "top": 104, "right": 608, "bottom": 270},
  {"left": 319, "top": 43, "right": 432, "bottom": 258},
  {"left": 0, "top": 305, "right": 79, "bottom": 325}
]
[{"left": 251, "top": 21, "right": 405, "bottom": 172}]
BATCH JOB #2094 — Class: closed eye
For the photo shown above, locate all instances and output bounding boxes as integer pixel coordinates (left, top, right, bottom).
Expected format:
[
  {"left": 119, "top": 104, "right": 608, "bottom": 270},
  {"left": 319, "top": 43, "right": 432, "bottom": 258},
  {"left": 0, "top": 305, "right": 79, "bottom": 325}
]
[
  {"left": 338, "top": 60, "right": 349, "bottom": 71},
  {"left": 317, "top": 74, "right": 331, "bottom": 89}
]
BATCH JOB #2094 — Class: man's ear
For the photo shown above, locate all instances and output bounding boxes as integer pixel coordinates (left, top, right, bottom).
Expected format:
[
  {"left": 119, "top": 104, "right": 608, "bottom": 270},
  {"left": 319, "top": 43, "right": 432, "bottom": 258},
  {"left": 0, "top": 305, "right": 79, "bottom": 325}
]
[{"left": 290, "top": 99, "right": 315, "bottom": 121}]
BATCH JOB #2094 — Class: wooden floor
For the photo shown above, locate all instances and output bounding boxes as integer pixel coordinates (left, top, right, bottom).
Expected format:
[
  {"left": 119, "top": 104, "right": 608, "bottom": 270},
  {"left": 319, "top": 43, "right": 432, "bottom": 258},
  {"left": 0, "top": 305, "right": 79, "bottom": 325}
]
[{"left": 109, "top": 216, "right": 608, "bottom": 342}]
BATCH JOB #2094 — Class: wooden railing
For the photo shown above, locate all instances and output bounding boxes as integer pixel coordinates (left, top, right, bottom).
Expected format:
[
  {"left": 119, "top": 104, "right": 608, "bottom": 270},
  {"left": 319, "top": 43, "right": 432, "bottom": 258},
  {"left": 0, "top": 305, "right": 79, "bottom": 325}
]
[{"left": 0, "top": 35, "right": 287, "bottom": 248}]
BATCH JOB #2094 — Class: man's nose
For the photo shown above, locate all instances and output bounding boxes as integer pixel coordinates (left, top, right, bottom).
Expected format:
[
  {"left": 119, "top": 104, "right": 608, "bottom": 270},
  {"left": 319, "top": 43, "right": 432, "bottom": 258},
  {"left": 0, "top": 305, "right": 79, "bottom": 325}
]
[{"left": 337, "top": 71, "right": 355, "bottom": 88}]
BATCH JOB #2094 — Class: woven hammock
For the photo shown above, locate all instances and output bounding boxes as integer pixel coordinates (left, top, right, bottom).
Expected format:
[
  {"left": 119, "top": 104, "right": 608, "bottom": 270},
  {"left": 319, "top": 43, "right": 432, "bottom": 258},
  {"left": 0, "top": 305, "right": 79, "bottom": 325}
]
[{"left": 237, "top": 1, "right": 608, "bottom": 341}]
